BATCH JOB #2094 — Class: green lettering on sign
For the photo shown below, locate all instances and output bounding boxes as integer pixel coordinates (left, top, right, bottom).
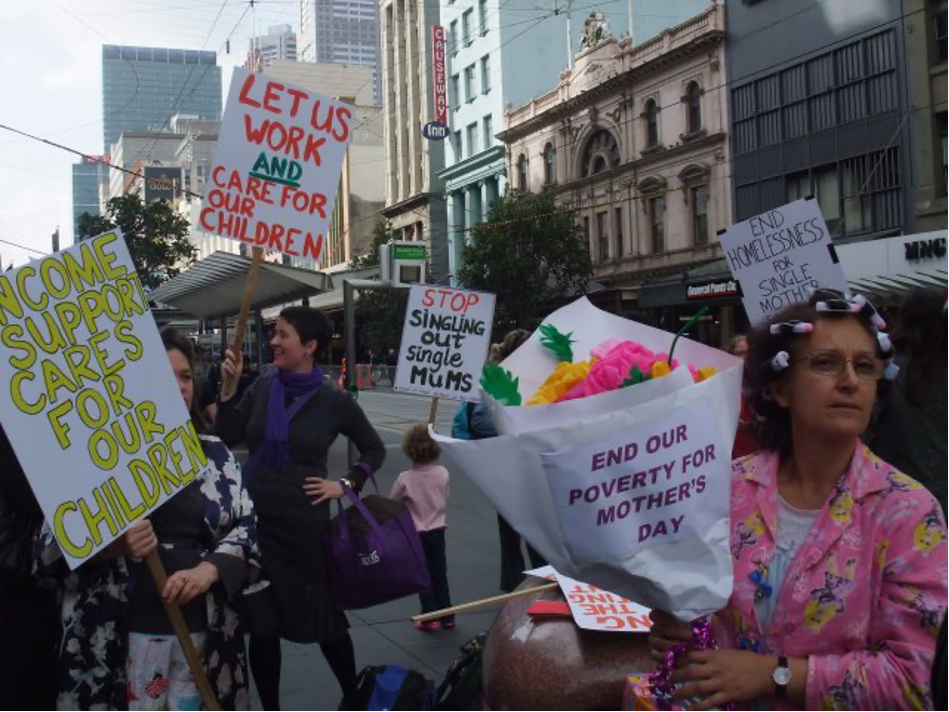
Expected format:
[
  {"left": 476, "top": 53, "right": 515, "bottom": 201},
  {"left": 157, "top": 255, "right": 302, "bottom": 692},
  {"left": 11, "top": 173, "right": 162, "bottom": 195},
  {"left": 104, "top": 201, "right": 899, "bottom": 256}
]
[{"left": 394, "top": 245, "right": 427, "bottom": 261}]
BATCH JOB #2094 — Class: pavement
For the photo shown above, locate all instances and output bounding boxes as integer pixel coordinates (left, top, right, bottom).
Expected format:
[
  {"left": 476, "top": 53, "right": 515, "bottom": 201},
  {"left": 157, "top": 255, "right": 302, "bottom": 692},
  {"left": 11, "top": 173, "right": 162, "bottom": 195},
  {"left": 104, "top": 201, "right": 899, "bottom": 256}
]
[{"left": 243, "top": 389, "right": 506, "bottom": 710}]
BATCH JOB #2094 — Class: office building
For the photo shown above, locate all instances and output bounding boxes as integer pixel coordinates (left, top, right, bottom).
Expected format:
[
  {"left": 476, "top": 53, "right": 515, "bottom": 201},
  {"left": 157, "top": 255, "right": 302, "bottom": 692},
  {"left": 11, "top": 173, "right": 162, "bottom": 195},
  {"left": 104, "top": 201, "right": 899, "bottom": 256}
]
[
  {"left": 72, "top": 156, "right": 110, "bottom": 242},
  {"left": 246, "top": 24, "right": 298, "bottom": 71}
]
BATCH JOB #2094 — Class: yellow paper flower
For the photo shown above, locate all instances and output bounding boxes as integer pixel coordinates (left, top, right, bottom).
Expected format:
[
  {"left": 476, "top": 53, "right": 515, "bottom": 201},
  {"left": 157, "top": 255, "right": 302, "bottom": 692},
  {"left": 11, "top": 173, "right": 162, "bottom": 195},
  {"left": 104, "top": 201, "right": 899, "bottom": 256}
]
[
  {"left": 527, "top": 360, "right": 594, "bottom": 405},
  {"left": 650, "top": 361, "right": 671, "bottom": 379},
  {"left": 694, "top": 366, "right": 717, "bottom": 383}
]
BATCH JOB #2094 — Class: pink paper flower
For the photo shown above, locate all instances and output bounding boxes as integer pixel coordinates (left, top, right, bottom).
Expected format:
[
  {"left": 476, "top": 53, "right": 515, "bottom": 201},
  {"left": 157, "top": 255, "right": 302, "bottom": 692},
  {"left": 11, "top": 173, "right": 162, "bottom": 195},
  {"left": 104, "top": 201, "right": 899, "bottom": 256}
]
[{"left": 560, "top": 341, "right": 666, "bottom": 401}]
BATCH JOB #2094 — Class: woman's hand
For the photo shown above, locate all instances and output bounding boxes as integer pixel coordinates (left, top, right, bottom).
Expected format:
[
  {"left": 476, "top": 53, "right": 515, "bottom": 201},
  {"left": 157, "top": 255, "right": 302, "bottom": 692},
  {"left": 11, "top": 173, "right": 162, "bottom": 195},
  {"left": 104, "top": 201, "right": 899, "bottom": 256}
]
[
  {"left": 162, "top": 561, "right": 219, "bottom": 606},
  {"left": 124, "top": 520, "right": 157, "bottom": 560},
  {"left": 303, "top": 477, "right": 345, "bottom": 505},
  {"left": 648, "top": 610, "right": 695, "bottom": 661},
  {"left": 670, "top": 649, "right": 774, "bottom": 710},
  {"left": 220, "top": 349, "right": 243, "bottom": 401}
]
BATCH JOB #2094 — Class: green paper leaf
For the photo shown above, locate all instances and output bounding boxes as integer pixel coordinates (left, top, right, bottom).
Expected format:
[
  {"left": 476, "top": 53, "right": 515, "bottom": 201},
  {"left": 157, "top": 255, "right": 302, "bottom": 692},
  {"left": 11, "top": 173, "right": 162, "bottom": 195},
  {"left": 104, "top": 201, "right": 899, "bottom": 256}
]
[
  {"left": 620, "top": 364, "right": 650, "bottom": 388},
  {"left": 539, "top": 323, "right": 575, "bottom": 363},
  {"left": 480, "top": 362, "right": 522, "bottom": 406}
]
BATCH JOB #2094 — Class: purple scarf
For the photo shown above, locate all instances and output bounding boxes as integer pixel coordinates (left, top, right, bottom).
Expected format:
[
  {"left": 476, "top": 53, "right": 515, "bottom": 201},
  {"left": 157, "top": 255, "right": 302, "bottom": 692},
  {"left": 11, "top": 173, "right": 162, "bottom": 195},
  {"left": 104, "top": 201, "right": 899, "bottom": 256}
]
[{"left": 247, "top": 366, "right": 324, "bottom": 475}]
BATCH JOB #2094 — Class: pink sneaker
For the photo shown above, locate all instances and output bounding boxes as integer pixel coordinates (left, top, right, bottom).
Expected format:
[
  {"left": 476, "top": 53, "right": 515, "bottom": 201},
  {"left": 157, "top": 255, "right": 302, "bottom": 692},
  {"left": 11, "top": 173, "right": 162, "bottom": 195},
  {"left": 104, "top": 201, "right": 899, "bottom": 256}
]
[
  {"left": 442, "top": 621, "right": 456, "bottom": 630},
  {"left": 414, "top": 620, "right": 441, "bottom": 632}
]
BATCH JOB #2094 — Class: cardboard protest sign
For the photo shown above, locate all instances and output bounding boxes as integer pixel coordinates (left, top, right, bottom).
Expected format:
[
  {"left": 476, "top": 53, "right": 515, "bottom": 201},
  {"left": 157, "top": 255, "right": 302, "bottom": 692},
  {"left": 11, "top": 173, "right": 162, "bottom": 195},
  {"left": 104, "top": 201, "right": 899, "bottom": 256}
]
[
  {"left": 394, "top": 284, "right": 495, "bottom": 402},
  {"left": 198, "top": 67, "right": 352, "bottom": 263},
  {"left": 0, "top": 231, "right": 210, "bottom": 568},
  {"left": 540, "top": 403, "right": 726, "bottom": 566},
  {"left": 719, "top": 197, "right": 849, "bottom": 325},
  {"left": 524, "top": 566, "right": 652, "bottom": 633}
]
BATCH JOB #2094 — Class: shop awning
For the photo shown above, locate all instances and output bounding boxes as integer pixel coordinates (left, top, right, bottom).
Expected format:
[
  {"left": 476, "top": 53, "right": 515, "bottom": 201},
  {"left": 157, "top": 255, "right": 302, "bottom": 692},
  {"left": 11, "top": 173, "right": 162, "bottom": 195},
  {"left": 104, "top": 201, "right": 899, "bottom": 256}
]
[{"left": 150, "top": 251, "right": 333, "bottom": 320}]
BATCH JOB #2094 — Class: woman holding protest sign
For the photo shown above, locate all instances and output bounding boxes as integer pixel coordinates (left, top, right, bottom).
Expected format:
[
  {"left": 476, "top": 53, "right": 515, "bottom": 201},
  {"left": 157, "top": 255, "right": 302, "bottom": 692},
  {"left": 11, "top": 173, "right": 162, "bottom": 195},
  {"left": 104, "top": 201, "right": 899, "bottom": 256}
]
[
  {"left": 0, "top": 426, "right": 58, "bottom": 710},
  {"left": 215, "top": 305, "right": 386, "bottom": 710},
  {"left": 649, "top": 290, "right": 947, "bottom": 710},
  {"left": 39, "top": 328, "right": 262, "bottom": 710}
]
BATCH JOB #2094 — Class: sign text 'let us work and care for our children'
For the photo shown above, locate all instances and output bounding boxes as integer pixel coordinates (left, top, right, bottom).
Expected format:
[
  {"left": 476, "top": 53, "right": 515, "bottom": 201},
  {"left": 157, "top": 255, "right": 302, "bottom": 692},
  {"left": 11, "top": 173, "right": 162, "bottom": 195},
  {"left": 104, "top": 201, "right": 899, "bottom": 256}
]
[
  {"left": 395, "top": 285, "right": 496, "bottom": 402},
  {"left": 541, "top": 404, "right": 727, "bottom": 565},
  {"left": 0, "top": 232, "right": 209, "bottom": 568},
  {"left": 199, "top": 67, "right": 352, "bottom": 263}
]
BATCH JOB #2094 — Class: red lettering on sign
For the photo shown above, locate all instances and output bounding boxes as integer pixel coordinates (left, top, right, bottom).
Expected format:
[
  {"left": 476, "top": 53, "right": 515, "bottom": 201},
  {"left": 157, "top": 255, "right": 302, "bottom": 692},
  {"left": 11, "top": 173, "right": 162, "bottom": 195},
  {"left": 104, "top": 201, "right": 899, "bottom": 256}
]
[
  {"left": 303, "top": 232, "right": 323, "bottom": 260},
  {"left": 238, "top": 73, "right": 261, "bottom": 108},
  {"left": 262, "top": 82, "right": 285, "bottom": 114}
]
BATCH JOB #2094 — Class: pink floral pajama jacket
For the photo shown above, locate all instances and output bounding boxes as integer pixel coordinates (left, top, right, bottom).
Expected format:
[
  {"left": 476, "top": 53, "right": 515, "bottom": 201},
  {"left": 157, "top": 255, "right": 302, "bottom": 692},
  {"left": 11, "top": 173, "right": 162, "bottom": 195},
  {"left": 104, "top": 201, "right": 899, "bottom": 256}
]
[{"left": 721, "top": 445, "right": 947, "bottom": 710}]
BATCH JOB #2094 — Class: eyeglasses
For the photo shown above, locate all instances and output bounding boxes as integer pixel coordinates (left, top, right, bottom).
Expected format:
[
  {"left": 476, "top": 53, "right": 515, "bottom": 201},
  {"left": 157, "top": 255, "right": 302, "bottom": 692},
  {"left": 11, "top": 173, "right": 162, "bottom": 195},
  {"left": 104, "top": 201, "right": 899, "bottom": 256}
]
[{"left": 795, "top": 351, "right": 885, "bottom": 381}]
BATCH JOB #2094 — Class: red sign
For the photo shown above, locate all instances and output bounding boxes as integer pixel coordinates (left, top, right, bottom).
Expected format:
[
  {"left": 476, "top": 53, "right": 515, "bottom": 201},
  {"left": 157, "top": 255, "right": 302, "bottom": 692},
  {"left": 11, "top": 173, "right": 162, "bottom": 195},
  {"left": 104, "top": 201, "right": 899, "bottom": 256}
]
[{"left": 432, "top": 25, "right": 448, "bottom": 127}]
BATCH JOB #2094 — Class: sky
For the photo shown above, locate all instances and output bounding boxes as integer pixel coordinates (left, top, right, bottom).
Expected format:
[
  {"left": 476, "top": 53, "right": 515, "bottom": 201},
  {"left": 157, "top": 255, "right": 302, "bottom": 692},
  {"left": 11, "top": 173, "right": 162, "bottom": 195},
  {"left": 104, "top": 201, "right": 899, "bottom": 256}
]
[
  {"left": 0, "top": 0, "right": 713, "bottom": 269},
  {"left": 0, "top": 0, "right": 301, "bottom": 268}
]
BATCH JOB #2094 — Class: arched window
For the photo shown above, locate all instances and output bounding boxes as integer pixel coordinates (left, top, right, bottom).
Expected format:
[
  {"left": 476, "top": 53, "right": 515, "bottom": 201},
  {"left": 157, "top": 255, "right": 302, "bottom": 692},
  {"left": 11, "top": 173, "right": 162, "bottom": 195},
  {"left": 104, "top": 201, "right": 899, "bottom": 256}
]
[
  {"left": 644, "top": 99, "right": 660, "bottom": 147},
  {"left": 517, "top": 153, "right": 529, "bottom": 190},
  {"left": 580, "top": 129, "right": 621, "bottom": 177},
  {"left": 543, "top": 142, "right": 557, "bottom": 184},
  {"left": 686, "top": 82, "right": 702, "bottom": 133}
]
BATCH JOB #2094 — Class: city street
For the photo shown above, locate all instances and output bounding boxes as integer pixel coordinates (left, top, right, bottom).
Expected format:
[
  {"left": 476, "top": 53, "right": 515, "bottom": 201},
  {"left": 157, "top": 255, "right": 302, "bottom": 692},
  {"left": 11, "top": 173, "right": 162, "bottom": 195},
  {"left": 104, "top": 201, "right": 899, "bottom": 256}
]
[{"left": 249, "top": 389, "right": 502, "bottom": 709}]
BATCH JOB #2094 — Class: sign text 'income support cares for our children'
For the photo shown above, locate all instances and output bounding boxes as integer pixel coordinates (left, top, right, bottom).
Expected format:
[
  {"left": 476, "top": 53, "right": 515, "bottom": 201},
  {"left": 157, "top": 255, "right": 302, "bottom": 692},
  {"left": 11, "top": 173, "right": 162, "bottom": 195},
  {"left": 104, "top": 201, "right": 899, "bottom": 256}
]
[
  {"left": 199, "top": 67, "right": 353, "bottom": 263},
  {"left": 394, "top": 285, "right": 496, "bottom": 402},
  {"left": 0, "top": 231, "right": 210, "bottom": 568},
  {"left": 718, "top": 197, "right": 849, "bottom": 325}
]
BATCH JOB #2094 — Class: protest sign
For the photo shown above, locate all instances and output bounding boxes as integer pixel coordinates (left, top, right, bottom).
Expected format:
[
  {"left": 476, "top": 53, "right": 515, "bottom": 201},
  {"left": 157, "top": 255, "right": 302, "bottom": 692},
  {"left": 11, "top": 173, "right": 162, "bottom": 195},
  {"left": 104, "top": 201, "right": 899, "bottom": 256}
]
[
  {"left": 524, "top": 566, "right": 652, "bottom": 633},
  {"left": 0, "top": 231, "right": 210, "bottom": 569},
  {"left": 718, "top": 197, "right": 849, "bottom": 325},
  {"left": 394, "top": 284, "right": 495, "bottom": 402},
  {"left": 198, "top": 67, "right": 353, "bottom": 263},
  {"left": 540, "top": 402, "right": 727, "bottom": 569}
]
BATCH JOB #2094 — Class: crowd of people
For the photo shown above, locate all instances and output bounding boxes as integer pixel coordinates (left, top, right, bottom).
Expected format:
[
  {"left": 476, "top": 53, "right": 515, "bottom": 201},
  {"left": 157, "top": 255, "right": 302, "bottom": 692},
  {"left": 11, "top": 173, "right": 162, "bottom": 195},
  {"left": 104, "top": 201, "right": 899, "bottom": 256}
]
[{"left": 1, "top": 287, "right": 946, "bottom": 710}]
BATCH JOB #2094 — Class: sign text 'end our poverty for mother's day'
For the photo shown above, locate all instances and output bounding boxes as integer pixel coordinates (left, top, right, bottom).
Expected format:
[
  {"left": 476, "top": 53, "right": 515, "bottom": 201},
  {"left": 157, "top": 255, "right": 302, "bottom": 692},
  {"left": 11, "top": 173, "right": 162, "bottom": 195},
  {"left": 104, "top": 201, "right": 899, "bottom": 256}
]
[
  {"left": 542, "top": 403, "right": 727, "bottom": 564},
  {"left": 199, "top": 67, "right": 353, "bottom": 263},
  {"left": 0, "top": 232, "right": 209, "bottom": 568}
]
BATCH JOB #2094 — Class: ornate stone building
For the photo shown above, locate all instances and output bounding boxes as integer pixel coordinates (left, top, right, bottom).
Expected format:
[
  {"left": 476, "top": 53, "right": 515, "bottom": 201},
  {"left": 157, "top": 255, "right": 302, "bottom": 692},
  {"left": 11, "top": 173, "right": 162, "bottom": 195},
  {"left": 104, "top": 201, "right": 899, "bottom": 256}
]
[{"left": 499, "top": 3, "right": 735, "bottom": 340}]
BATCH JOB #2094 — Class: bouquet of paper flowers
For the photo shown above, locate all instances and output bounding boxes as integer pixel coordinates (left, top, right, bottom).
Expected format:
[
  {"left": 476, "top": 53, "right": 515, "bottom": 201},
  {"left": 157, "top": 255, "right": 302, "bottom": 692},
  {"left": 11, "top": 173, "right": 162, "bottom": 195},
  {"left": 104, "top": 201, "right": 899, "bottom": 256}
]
[{"left": 433, "top": 297, "right": 743, "bottom": 624}]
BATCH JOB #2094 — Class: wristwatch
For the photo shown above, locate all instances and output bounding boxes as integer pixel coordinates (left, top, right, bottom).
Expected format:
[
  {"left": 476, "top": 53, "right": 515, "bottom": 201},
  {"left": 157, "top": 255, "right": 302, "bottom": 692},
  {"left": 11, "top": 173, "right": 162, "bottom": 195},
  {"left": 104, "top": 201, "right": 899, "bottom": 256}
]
[
  {"left": 772, "top": 656, "right": 791, "bottom": 698},
  {"left": 339, "top": 477, "right": 354, "bottom": 492}
]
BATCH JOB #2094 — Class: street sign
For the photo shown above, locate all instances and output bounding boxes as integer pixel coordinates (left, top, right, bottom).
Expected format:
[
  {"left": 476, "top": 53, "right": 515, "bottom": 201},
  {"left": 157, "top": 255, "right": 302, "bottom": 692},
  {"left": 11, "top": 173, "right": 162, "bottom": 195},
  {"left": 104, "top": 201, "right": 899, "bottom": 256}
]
[{"left": 421, "top": 121, "right": 449, "bottom": 141}]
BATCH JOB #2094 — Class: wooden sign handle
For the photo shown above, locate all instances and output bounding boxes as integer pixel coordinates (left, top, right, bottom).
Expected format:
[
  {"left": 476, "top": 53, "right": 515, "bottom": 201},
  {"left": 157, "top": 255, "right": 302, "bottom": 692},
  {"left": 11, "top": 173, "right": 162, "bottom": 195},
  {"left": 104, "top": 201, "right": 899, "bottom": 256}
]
[
  {"left": 145, "top": 551, "right": 221, "bottom": 711},
  {"left": 222, "top": 246, "right": 264, "bottom": 398},
  {"left": 428, "top": 397, "right": 440, "bottom": 426},
  {"left": 412, "top": 581, "right": 558, "bottom": 622}
]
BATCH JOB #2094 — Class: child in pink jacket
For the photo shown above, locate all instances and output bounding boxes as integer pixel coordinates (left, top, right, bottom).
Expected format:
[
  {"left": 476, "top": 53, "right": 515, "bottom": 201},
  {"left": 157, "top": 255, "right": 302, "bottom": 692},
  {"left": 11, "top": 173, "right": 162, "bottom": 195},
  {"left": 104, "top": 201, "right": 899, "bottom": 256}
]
[{"left": 391, "top": 425, "right": 453, "bottom": 631}]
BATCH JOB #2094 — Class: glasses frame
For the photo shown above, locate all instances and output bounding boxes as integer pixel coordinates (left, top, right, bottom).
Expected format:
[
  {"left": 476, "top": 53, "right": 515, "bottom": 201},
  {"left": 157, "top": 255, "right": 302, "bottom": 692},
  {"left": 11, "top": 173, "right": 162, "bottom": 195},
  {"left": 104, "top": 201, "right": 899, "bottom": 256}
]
[{"left": 793, "top": 351, "right": 886, "bottom": 382}]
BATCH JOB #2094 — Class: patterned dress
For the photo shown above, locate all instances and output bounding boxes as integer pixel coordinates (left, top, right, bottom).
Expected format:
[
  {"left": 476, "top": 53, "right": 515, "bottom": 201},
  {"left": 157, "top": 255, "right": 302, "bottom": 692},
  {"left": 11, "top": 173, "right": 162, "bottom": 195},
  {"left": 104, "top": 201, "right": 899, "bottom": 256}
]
[
  {"left": 722, "top": 445, "right": 948, "bottom": 710},
  {"left": 38, "top": 435, "right": 263, "bottom": 710}
]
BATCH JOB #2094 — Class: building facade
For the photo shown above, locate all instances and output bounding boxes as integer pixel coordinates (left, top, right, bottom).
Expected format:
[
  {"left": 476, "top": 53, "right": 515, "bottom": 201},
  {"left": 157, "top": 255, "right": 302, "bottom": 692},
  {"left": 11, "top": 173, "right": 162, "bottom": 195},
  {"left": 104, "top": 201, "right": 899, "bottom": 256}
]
[
  {"left": 500, "top": 4, "right": 733, "bottom": 342},
  {"left": 725, "top": 0, "right": 917, "bottom": 243},
  {"left": 440, "top": 0, "right": 568, "bottom": 284},
  {"left": 101, "top": 45, "right": 221, "bottom": 153},
  {"left": 246, "top": 24, "right": 298, "bottom": 70},
  {"left": 904, "top": 0, "right": 947, "bottom": 231},
  {"left": 300, "top": 0, "right": 381, "bottom": 103},
  {"left": 71, "top": 156, "right": 110, "bottom": 241},
  {"left": 379, "top": 0, "right": 448, "bottom": 281}
]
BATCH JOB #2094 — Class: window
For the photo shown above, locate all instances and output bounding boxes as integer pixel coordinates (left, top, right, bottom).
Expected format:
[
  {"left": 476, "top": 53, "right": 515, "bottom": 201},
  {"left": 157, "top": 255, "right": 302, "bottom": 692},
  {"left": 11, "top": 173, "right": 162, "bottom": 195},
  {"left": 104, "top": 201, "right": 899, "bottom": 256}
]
[
  {"left": 450, "top": 74, "right": 460, "bottom": 111},
  {"left": 482, "top": 114, "right": 493, "bottom": 149},
  {"left": 692, "top": 185, "right": 709, "bottom": 246},
  {"left": 581, "top": 129, "right": 620, "bottom": 177},
  {"left": 449, "top": 21, "right": 459, "bottom": 55},
  {"left": 517, "top": 154, "right": 528, "bottom": 190},
  {"left": 597, "top": 212, "right": 609, "bottom": 262},
  {"left": 614, "top": 207, "right": 624, "bottom": 258},
  {"left": 452, "top": 130, "right": 462, "bottom": 159},
  {"left": 939, "top": 111, "right": 948, "bottom": 194},
  {"left": 466, "top": 122, "right": 479, "bottom": 156},
  {"left": 462, "top": 9, "right": 473, "bottom": 44},
  {"left": 786, "top": 171, "right": 810, "bottom": 202},
  {"left": 649, "top": 196, "right": 665, "bottom": 253},
  {"left": 543, "top": 142, "right": 556, "bottom": 184},
  {"left": 814, "top": 165, "right": 842, "bottom": 236},
  {"left": 464, "top": 65, "right": 475, "bottom": 102},
  {"left": 936, "top": 5, "right": 947, "bottom": 64},
  {"left": 479, "top": 0, "right": 488, "bottom": 34},
  {"left": 644, "top": 99, "right": 660, "bottom": 147},
  {"left": 686, "top": 82, "right": 702, "bottom": 133},
  {"left": 583, "top": 216, "right": 591, "bottom": 254},
  {"left": 480, "top": 55, "right": 491, "bottom": 93}
]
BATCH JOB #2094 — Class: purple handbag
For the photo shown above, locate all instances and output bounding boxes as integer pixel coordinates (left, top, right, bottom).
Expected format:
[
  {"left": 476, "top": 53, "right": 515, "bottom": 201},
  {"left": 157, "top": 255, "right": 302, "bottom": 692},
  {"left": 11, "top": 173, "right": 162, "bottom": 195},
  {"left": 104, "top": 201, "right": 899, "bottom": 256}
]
[{"left": 327, "top": 482, "right": 431, "bottom": 610}]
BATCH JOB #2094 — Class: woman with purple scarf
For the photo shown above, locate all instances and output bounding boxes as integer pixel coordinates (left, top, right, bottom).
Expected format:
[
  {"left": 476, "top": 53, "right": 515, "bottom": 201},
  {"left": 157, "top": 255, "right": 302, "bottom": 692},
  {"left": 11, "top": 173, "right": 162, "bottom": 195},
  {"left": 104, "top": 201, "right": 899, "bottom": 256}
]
[{"left": 216, "top": 306, "right": 386, "bottom": 710}]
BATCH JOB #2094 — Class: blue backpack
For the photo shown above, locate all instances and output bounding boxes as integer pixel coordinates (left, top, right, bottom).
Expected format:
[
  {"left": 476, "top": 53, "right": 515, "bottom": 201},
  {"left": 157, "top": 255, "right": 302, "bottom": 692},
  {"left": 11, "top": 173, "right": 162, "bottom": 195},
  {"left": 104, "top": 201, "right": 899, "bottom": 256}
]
[
  {"left": 353, "top": 665, "right": 437, "bottom": 710},
  {"left": 451, "top": 402, "right": 474, "bottom": 440}
]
